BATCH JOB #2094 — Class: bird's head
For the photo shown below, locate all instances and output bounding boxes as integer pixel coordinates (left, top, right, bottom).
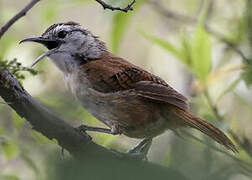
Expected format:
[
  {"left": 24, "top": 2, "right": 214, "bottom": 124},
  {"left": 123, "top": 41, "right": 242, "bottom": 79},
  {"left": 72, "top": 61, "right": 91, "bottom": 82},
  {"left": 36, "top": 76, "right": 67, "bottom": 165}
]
[{"left": 20, "top": 22, "right": 107, "bottom": 71}]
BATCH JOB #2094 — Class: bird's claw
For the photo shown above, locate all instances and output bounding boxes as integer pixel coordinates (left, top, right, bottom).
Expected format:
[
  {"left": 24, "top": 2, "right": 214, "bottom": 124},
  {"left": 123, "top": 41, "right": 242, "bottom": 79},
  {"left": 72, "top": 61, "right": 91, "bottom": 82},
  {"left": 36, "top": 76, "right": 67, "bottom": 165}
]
[
  {"left": 127, "top": 138, "right": 152, "bottom": 161},
  {"left": 75, "top": 125, "right": 93, "bottom": 141}
]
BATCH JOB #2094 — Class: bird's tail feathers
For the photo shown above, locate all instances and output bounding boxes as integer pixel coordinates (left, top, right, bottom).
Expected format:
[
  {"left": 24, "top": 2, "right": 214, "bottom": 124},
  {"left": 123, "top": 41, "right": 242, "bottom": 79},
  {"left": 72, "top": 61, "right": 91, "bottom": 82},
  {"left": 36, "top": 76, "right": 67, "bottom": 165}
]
[{"left": 171, "top": 108, "right": 238, "bottom": 153}]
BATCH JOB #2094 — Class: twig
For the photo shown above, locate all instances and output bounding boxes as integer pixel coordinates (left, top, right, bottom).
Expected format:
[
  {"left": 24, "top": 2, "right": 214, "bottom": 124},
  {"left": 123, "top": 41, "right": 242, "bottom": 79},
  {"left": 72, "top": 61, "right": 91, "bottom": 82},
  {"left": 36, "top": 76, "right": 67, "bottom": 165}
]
[
  {"left": 0, "top": 0, "right": 40, "bottom": 39},
  {"left": 204, "top": 90, "right": 222, "bottom": 120},
  {"left": 95, "top": 0, "right": 136, "bottom": 12},
  {"left": 205, "top": 27, "right": 249, "bottom": 63},
  {"left": 148, "top": 0, "right": 249, "bottom": 63}
]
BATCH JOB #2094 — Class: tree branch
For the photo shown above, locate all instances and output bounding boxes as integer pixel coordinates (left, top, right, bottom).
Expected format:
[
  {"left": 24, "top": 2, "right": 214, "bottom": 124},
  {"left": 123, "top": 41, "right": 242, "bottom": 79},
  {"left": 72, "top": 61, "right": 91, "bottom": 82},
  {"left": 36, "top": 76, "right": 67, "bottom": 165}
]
[
  {"left": 0, "top": 69, "right": 121, "bottom": 158},
  {"left": 95, "top": 0, "right": 136, "bottom": 12},
  {"left": 0, "top": 0, "right": 40, "bottom": 39}
]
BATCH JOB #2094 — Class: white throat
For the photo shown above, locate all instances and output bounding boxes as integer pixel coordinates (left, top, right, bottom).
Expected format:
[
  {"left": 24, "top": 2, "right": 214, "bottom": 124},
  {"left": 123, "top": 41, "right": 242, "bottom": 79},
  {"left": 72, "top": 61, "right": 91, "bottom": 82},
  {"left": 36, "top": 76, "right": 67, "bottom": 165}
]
[{"left": 49, "top": 52, "right": 79, "bottom": 74}]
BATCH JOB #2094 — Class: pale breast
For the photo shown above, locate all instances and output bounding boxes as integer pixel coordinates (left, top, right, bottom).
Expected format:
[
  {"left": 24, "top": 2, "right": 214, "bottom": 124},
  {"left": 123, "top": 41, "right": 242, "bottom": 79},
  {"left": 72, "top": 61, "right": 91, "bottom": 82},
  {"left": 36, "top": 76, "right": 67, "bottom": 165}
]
[{"left": 63, "top": 71, "right": 119, "bottom": 127}]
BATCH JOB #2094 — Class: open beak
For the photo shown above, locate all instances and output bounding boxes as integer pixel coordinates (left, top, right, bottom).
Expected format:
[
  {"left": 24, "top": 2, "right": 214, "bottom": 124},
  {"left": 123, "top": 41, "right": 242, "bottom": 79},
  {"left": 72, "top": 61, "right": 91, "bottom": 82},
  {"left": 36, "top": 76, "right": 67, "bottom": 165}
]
[{"left": 20, "top": 37, "right": 63, "bottom": 67}]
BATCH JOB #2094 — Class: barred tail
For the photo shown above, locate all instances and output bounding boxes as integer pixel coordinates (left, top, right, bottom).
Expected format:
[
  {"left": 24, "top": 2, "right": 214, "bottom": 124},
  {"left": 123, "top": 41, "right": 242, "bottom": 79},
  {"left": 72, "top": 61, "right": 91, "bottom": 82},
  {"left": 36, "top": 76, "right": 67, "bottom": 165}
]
[{"left": 171, "top": 108, "right": 238, "bottom": 153}]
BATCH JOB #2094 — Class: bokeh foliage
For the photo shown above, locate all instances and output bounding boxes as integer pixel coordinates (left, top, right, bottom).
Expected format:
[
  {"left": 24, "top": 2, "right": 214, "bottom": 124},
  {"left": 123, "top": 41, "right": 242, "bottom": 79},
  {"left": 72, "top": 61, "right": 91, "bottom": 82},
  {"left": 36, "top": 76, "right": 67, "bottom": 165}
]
[{"left": 0, "top": 0, "right": 252, "bottom": 180}]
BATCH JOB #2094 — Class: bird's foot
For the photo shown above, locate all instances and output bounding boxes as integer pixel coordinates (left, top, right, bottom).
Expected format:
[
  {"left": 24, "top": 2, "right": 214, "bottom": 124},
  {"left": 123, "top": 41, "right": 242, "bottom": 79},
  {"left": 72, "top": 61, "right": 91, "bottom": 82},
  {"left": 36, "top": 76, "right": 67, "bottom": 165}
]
[
  {"left": 75, "top": 125, "right": 93, "bottom": 141},
  {"left": 127, "top": 138, "right": 152, "bottom": 161}
]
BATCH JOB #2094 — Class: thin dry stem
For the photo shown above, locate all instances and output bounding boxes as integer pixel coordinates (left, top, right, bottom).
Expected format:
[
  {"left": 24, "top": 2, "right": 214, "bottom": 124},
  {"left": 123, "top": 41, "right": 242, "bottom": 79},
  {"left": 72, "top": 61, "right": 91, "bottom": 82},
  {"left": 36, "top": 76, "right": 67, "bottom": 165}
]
[
  {"left": 0, "top": 0, "right": 40, "bottom": 39},
  {"left": 95, "top": 0, "right": 136, "bottom": 12}
]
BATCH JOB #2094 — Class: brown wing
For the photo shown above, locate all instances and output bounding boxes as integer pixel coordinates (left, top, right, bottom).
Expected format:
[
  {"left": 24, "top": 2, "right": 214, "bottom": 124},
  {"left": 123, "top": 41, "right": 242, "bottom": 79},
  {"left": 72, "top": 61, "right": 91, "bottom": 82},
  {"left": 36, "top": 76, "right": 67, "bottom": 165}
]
[
  {"left": 81, "top": 54, "right": 189, "bottom": 110},
  {"left": 131, "top": 81, "right": 189, "bottom": 110},
  {"left": 110, "top": 66, "right": 189, "bottom": 110}
]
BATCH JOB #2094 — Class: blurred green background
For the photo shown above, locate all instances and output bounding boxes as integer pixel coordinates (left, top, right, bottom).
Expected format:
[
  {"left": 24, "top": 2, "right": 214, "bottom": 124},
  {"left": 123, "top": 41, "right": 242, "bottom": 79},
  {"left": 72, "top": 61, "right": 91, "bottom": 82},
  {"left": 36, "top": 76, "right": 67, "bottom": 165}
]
[{"left": 0, "top": 0, "right": 252, "bottom": 179}]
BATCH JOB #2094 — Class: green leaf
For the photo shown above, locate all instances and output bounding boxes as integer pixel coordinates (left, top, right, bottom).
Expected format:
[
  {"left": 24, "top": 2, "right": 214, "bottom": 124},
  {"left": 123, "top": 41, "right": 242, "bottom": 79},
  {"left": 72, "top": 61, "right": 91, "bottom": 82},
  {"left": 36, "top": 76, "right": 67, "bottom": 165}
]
[
  {"left": 30, "top": 131, "right": 54, "bottom": 144},
  {"left": 0, "top": 175, "right": 20, "bottom": 180},
  {"left": 191, "top": 24, "right": 212, "bottom": 83},
  {"left": 94, "top": 133, "right": 116, "bottom": 147},
  {"left": 12, "top": 111, "right": 25, "bottom": 130},
  {"left": 243, "top": 64, "right": 252, "bottom": 86},
  {"left": 110, "top": 12, "right": 129, "bottom": 53},
  {"left": 0, "top": 121, "right": 7, "bottom": 135},
  {"left": 1, "top": 141, "right": 19, "bottom": 159},
  {"left": 190, "top": 3, "right": 212, "bottom": 83},
  {"left": 0, "top": 35, "right": 17, "bottom": 58},
  {"left": 180, "top": 32, "right": 192, "bottom": 66},
  {"left": 141, "top": 31, "right": 187, "bottom": 63},
  {"left": 74, "top": 0, "right": 91, "bottom": 3},
  {"left": 110, "top": 0, "right": 145, "bottom": 53}
]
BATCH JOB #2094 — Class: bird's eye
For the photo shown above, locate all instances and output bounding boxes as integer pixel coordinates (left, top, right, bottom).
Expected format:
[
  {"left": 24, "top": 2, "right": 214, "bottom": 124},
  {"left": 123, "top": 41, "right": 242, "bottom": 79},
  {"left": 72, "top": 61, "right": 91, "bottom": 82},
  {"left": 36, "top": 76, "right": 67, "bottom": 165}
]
[{"left": 57, "top": 31, "right": 67, "bottom": 39}]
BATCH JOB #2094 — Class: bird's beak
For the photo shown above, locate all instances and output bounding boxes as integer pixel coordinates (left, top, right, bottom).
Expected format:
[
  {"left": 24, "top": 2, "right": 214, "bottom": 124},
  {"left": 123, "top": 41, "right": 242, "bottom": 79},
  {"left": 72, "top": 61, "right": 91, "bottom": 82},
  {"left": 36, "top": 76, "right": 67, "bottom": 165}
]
[
  {"left": 20, "top": 37, "right": 61, "bottom": 50},
  {"left": 20, "top": 37, "right": 63, "bottom": 67}
]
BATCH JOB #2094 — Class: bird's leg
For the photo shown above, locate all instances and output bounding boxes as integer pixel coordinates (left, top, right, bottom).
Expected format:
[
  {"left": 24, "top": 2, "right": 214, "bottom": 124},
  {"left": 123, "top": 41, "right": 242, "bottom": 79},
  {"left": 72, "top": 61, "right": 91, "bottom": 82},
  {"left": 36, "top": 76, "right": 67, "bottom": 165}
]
[
  {"left": 77, "top": 124, "right": 120, "bottom": 135},
  {"left": 127, "top": 138, "right": 152, "bottom": 160}
]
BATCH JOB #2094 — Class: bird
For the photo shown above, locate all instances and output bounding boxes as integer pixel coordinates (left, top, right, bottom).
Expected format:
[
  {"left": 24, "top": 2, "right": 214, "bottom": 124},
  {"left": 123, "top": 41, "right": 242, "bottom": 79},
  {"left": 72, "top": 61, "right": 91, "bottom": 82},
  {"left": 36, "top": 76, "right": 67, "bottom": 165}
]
[{"left": 20, "top": 22, "right": 238, "bottom": 153}]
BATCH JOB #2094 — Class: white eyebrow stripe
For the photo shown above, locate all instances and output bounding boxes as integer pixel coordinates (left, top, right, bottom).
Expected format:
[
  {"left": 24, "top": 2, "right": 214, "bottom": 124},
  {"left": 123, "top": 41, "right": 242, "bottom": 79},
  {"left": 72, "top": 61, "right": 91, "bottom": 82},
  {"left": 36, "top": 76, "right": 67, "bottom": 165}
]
[{"left": 52, "top": 24, "right": 87, "bottom": 35}]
